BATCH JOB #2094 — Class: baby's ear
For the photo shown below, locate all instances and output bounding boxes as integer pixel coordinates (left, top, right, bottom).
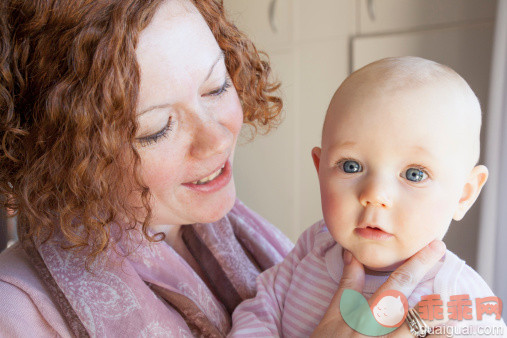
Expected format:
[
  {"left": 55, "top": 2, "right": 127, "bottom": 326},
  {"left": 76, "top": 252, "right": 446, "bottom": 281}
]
[
  {"left": 311, "top": 147, "right": 321, "bottom": 173},
  {"left": 453, "top": 165, "right": 489, "bottom": 221}
]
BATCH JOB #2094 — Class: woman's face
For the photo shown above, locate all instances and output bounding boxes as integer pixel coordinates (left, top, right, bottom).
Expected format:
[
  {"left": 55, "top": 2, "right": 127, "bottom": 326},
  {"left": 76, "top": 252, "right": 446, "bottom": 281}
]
[{"left": 134, "top": 0, "right": 243, "bottom": 226}]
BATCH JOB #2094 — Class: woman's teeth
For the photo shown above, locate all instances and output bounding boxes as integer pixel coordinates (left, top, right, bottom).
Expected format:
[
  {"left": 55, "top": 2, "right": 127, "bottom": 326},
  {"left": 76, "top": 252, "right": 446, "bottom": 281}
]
[{"left": 192, "top": 166, "right": 224, "bottom": 185}]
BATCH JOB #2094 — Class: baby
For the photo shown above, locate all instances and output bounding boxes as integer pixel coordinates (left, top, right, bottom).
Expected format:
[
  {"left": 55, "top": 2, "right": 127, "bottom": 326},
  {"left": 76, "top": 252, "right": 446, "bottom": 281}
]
[{"left": 230, "top": 57, "right": 506, "bottom": 336}]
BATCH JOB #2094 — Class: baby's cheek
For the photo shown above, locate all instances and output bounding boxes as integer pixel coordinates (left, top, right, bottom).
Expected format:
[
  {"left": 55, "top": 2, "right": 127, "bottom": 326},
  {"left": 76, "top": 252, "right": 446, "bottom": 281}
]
[
  {"left": 418, "top": 199, "right": 454, "bottom": 239},
  {"left": 321, "top": 185, "right": 356, "bottom": 242},
  {"left": 320, "top": 186, "right": 345, "bottom": 222}
]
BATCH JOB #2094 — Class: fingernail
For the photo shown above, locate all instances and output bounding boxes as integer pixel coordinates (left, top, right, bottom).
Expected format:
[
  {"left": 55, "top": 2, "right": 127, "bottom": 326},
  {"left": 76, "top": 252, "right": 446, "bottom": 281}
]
[
  {"left": 429, "top": 240, "right": 446, "bottom": 253},
  {"left": 343, "top": 249, "right": 352, "bottom": 265}
]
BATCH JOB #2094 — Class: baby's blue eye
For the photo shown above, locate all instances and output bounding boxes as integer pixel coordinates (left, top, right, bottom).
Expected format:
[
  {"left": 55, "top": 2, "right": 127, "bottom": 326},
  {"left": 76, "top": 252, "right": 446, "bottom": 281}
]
[
  {"left": 343, "top": 160, "right": 362, "bottom": 173},
  {"left": 404, "top": 168, "right": 427, "bottom": 182}
]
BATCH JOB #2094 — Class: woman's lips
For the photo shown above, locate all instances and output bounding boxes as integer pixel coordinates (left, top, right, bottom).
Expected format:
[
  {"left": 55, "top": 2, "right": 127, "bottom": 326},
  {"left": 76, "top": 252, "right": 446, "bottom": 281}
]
[
  {"left": 182, "top": 160, "right": 232, "bottom": 193},
  {"left": 354, "top": 227, "right": 394, "bottom": 241}
]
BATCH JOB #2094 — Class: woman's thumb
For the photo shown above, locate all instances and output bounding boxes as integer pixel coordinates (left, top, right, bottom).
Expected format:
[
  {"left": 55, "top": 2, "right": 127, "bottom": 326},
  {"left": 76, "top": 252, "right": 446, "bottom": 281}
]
[
  {"left": 326, "top": 250, "right": 366, "bottom": 315},
  {"left": 339, "top": 249, "right": 365, "bottom": 293}
]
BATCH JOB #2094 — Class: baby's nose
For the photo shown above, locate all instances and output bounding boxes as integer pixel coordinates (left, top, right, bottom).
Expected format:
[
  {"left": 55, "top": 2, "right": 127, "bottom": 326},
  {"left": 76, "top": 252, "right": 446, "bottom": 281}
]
[{"left": 358, "top": 177, "right": 393, "bottom": 208}]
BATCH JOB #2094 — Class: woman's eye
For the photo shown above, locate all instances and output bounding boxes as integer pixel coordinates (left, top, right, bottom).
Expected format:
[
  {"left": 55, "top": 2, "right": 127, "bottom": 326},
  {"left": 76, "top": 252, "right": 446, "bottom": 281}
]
[
  {"left": 342, "top": 160, "right": 362, "bottom": 173},
  {"left": 205, "top": 78, "right": 231, "bottom": 97},
  {"left": 404, "top": 168, "right": 428, "bottom": 182},
  {"left": 137, "top": 117, "right": 173, "bottom": 147}
]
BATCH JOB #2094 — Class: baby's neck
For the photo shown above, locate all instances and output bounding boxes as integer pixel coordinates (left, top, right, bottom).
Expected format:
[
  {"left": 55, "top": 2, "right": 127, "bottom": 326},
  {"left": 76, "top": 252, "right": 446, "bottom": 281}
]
[
  {"left": 364, "top": 261, "right": 405, "bottom": 276},
  {"left": 364, "top": 267, "right": 392, "bottom": 276}
]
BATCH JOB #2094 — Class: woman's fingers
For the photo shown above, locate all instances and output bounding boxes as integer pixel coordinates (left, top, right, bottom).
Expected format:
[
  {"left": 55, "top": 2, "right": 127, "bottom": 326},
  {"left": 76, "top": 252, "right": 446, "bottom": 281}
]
[
  {"left": 312, "top": 241, "right": 446, "bottom": 338},
  {"left": 390, "top": 298, "right": 452, "bottom": 338},
  {"left": 311, "top": 250, "right": 366, "bottom": 337},
  {"left": 372, "top": 239, "right": 446, "bottom": 301},
  {"left": 374, "top": 240, "right": 447, "bottom": 337}
]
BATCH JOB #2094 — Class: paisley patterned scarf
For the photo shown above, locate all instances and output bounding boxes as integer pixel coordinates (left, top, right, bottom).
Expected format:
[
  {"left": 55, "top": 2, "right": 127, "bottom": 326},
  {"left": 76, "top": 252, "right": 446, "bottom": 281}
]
[{"left": 19, "top": 200, "right": 293, "bottom": 337}]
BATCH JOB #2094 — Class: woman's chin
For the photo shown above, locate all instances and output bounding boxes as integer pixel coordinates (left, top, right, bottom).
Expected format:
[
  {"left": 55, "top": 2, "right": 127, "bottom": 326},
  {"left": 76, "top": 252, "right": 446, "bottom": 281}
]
[{"left": 187, "top": 183, "right": 237, "bottom": 224}]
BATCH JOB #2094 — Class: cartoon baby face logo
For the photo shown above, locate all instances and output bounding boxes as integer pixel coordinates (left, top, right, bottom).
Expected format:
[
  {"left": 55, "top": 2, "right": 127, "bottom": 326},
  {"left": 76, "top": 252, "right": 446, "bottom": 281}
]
[
  {"left": 340, "top": 288, "right": 409, "bottom": 336},
  {"left": 370, "top": 290, "right": 409, "bottom": 328}
]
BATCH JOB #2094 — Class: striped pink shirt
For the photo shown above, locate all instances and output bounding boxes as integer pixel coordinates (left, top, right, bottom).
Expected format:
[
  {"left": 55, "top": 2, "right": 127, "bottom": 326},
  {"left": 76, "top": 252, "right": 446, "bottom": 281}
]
[{"left": 230, "top": 220, "right": 506, "bottom": 337}]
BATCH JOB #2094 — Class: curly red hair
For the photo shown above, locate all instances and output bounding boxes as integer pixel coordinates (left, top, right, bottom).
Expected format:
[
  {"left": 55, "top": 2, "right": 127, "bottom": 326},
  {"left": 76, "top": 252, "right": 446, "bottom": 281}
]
[{"left": 0, "top": 0, "right": 281, "bottom": 262}]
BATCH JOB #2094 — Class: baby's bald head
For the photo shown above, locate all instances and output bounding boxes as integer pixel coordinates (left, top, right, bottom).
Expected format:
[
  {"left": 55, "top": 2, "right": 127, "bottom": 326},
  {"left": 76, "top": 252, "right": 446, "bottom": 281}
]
[
  {"left": 323, "top": 56, "right": 482, "bottom": 167},
  {"left": 313, "top": 57, "right": 488, "bottom": 271}
]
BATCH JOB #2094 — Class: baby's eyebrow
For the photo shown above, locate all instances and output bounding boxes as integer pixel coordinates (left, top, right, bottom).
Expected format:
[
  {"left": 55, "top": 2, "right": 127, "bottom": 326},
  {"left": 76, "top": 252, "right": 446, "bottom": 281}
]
[
  {"left": 411, "top": 145, "right": 435, "bottom": 158},
  {"left": 327, "top": 140, "right": 357, "bottom": 153}
]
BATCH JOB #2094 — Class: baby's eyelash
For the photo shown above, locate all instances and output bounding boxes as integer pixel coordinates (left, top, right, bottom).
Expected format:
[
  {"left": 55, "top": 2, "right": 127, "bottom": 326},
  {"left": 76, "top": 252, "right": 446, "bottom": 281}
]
[
  {"left": 407, "top": 164, "right": 430, "bottom": 174},
  {"left": 335, "top": 158, "right": 364, "bottom": 173},
  {"left": 137, "top": 117, "right": 173, "bottom": 147},
  {"left": 334, "top": 158, "right": 359, "bottom": 167}
]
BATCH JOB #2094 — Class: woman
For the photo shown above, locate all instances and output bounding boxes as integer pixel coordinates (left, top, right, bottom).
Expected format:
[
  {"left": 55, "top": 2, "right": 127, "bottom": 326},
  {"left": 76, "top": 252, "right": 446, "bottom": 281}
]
[{"left": 0, "top": 0, "right": 445, "bottom": 336}]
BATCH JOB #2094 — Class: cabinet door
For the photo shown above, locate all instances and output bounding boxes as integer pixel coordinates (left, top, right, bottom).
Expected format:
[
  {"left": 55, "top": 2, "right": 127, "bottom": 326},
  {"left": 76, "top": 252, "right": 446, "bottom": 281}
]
[
  {"left": 352, "top": 22, "right": 494, "bottom": 267},
  {"left": 296, "top": 38, "right": 351, "bottom": 235},
  {"left": 294, "top": 0, "right": 355, "bottom": 41},
  {"left": 352, "top": 23, "right": 493, "bottom": 102},
  {"left": 233, "top": 51, "right": 299, "bottom": 239},
  {"left": 224, "top": 0, "right": 292, "bottom": 50},
  {"left": 357, "top": 0, "right": 496, "bottom": 34}
]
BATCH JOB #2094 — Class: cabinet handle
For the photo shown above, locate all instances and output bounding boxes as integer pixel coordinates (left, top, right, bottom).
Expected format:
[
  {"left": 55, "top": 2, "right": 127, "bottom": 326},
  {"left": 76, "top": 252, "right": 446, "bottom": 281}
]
[
  {"left": 367, "top": 0, "right": 376, "bottom": 21},
  {"left": 269, "top": 0, "right": 278, "bottom": 33}
]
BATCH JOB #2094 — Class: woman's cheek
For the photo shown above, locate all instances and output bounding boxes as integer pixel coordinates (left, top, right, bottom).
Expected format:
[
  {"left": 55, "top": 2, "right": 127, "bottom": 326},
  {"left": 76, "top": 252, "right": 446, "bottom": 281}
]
[
  {"left": 228, "top": 96, "right": 244, "bottom": 137},
  {"left": 141, "top": 148, "right": 181, "bottom": 191}
]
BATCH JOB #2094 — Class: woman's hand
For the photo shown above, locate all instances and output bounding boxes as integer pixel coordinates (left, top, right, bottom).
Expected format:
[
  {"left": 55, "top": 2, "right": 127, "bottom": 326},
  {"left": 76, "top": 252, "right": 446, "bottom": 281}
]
[{"left": 311, "top": 240, "right": 447, "bottom": 337}]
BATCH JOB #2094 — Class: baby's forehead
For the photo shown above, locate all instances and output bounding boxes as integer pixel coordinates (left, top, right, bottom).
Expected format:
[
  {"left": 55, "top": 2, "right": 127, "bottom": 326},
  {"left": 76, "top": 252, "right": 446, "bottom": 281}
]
[
  {"left": 329, "top": 57, "right": 480, "bottom": 125},
  {"left": 321, "top": 57, "right": 482, "bottom": 165}
]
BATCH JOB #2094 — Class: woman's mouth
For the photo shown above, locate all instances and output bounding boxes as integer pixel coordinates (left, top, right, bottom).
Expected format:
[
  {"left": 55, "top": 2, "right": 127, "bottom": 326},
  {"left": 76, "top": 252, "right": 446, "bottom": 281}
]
[
  {"left": 182, "top": 160, "right": 232, "bottom": 193},
  {"left": 191, "top": 165, "right": 224, "bottom": 185}
]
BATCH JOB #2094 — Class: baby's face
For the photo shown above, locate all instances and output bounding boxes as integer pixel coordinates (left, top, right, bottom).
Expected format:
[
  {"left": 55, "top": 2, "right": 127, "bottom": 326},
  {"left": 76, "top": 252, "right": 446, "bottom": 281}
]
[{"left": 314, "top": 80, "right": 483, "bottom": 271}]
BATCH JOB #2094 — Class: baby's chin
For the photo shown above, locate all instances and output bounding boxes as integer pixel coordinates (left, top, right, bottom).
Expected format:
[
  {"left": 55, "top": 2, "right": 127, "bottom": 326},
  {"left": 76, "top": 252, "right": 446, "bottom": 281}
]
[{"left": 354, "top": 253, "right": 408, "bottom": 273}]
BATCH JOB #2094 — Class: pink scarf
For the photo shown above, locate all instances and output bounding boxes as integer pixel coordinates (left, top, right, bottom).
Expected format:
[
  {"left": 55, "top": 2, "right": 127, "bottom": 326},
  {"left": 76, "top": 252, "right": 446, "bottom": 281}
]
[{"left": 20, "top": 200, "right": 293, "bottom": 337}]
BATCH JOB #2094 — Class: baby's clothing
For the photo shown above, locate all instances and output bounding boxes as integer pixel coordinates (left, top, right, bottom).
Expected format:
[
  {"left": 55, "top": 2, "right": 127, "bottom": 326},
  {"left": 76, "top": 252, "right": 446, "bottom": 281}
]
[{"left": 230, "top": 220, "right": 506, "bottom": 337}]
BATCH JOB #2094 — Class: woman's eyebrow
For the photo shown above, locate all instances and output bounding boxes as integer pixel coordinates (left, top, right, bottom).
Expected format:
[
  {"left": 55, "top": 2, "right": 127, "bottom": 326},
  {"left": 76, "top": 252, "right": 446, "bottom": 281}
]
[
  {"left": 138, "top": 103, "right": 171, "bottom": 116},
  {"left": 204, "top": 50, "right": 225, "bottom": 82},
  {"left": 138, "top": 51, "right": 226, "bottom": 117}
]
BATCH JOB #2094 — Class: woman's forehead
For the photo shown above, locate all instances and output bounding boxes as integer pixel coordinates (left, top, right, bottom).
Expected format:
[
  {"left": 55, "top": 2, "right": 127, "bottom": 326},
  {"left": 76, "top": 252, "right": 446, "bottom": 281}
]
[
  {"left": 135, "top": 0, "right": 222, "bottom": 111},
  {"left": 137, "top": 0, "right": 209, "bottom": 48}
]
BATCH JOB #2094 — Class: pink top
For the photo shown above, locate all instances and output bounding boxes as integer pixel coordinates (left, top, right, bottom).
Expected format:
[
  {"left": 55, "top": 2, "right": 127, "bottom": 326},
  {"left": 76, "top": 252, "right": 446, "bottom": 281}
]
[
  {"left": 0, "top": 200, "right": 293, "bottom": 337},
  {"left": 231, "top": 220, "right": 507, "bottom": 337}
]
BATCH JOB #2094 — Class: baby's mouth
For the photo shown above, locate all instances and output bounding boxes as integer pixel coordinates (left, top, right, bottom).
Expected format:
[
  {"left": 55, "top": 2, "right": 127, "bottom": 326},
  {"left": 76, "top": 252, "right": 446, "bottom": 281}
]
[
  {"left": 367, "top": 225, "right": 387, "bottom": 232},
  {"left": 355, "top": 224, "right": 394, "bottom": 241}
]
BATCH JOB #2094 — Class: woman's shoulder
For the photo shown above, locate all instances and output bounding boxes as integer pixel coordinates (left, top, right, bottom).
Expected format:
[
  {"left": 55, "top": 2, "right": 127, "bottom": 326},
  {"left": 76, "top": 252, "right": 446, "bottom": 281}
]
[
  {"left": 0, "top": 243, "right": 72, "bottom": 337},
  {"left": 0, "top": 242, "right": 39, "bottom": 287}
]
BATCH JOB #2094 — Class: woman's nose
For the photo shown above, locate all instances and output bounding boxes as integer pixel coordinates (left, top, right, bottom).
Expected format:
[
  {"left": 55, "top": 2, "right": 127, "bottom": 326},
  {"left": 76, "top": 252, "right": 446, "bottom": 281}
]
[
  {"left": 358, "top": 176, "right": 393, "bottom": 208},
  {"left": 190, "top": 117, "right": 231, "bottom": 159}
]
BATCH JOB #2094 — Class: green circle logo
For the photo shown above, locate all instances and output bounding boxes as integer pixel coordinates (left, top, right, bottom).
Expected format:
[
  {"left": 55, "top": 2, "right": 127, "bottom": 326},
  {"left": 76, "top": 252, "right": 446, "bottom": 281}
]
[{"left": 340, "top": 289, "right": 409, "bottom": 336}]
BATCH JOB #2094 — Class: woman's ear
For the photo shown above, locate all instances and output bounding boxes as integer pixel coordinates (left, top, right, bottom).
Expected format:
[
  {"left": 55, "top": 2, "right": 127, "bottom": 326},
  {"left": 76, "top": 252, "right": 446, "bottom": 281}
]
[
  {"left": 453, "top": 165, "right": 489, "bottom": 221},
  {"left": 311, "top": 147, "right": 322, "bottom": 174}
]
